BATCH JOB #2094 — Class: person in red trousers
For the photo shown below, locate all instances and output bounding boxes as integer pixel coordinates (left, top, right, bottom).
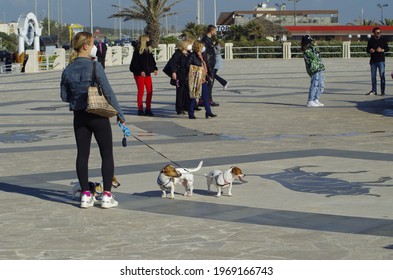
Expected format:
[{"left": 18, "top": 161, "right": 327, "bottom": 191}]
[{"left": 129, "top": 34, "right": 158, "bottom": 116}]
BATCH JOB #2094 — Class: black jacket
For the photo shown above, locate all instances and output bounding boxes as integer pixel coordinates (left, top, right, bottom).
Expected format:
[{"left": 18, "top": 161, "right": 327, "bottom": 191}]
[
  {"left": 129, "top": 48, "right": 158, "bottom": 76},
  {"left": 167, "top": 50, "right": 190, "bottom": 82},
  {"left": 201, "top": 35, "right": 216, "bottom": 74},
  {"left": 367, "top": 36, "right": 389, "bottom": 63}
]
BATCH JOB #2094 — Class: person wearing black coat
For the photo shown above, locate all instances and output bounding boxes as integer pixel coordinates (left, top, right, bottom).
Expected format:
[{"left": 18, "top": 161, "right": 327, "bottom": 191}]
[
  {"left": 366, "top": 27, "right": 389, "bottom": 96},
  {"left": 200, "top": 25, "right": 219, "bottom": 106},
  {"left": 129, "top": 35, "right": 158, "bottom": 116},
  {"left": 166, "top": 39, "right": 194, "bottom": 115}
]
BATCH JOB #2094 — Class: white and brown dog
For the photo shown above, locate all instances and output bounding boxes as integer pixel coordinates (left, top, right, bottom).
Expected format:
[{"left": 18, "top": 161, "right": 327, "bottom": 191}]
[
  {"left": 157, "top": 161, "right": 203, "bottom": 199},
  {"left": 72, "top": 176, "right": 121, "bottom": 200},
  {"left": 206, "top": 166, "right": 245, "bottom": 197}
]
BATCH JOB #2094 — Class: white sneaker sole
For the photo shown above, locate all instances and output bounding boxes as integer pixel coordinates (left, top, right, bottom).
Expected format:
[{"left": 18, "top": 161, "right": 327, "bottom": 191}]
[
  {"left": 101, "top": 200, "right": 118, "bottom": 209},
  {"left": 80, "top": 197, "right": 95, "bottom": 208}
]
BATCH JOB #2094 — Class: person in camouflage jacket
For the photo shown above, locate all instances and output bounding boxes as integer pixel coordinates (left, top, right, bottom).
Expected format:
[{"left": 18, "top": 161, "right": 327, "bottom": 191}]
[{"left": 301, "top": 35, "right": 325, "bottom": 107}]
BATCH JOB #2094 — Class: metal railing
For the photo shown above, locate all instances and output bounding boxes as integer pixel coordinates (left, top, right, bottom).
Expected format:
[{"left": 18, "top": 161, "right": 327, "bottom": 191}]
[
  {"left": 291, "top": 45, "right": 343, "bottom": 58},
  {"left": 231, "top": 43, "right": 393, "bottom": 59},
  {"left": 38, "top": 53, "right": 60, "bottom": 71},
  {"left": 0, "top": 63, "right": 21, "bottom": 73},
  {"left": 232, "top": 46, "right": 283, "bottom": 59}
]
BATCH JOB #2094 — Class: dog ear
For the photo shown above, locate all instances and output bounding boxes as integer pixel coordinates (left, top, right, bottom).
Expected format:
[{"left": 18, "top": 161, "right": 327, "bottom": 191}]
[
  {"left": 161, "top": 165, "right": 170, "bottom": 173},
  {"left": 112, "top": 176, "right": 121, "bottom": 188},
  {"left": 231, "top": 166, "right": 241, "bottom": 175},
  {"left": 162, "top": 165, "right": 179, "bottom": 177}
]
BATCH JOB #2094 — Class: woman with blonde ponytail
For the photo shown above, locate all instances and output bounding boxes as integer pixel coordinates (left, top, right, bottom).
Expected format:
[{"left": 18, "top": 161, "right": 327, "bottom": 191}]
[
  {"left": 60, "top": 31, "right": 126, "bottom": 209},
  {"left": 129, "top": 34, "right": 158, "bottom": 116},
  {"left": 68, "top": 32, "right": 90, "bottom": 64}
]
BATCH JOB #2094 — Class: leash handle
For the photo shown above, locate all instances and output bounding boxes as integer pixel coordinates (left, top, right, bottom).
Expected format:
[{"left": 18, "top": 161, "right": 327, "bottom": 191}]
[
  {"left": 119, "top": 123, "right": 131, "bottom": 137},
  {"left": 119, "top": 123, "right": 130, "bottom": 148}
]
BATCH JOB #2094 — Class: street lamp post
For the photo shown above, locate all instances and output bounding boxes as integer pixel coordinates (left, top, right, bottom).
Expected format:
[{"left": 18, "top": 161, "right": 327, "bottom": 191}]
[
  {"left": 119, "top": 0, "right": 122, "bottom": 40},
  {"left": 288, "top": 0, "right": 301, "bottom": 26},
  {"left": 377, "top": 3, "right": 388, "bottom": 22},
  {"left": 90, "top": 0, "right": 93, "bottom": 34},
  {"left": 196, "top": 0, "right": 200, "bottom": 24},
  {"left": 48, "top": 0, "right": 50, "bottom": 35},
  {"left": 59, "top": 0, "right": 62, "bottom": 28},
  {"left": 213, "top": 0, "right": 216, "bottom": 25}
]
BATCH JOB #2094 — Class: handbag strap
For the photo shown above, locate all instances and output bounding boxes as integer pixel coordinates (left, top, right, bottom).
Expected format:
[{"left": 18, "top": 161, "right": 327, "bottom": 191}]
[
  {"left": 91, "top": 61, "right": 96, "bottom": 86},
  {"left": 91, "top": 61, "right": 103, "bottom": 95}
]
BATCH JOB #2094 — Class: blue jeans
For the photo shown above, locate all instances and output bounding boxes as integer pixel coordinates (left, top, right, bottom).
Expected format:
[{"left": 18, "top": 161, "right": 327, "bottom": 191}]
[
  {"left": 188, "top": 83, "right": 212, "bottom": 117},
  {"left": 308, "top": 71, "right": 325, "bottom": 102},
  {"left": 370, "top": 62, "right": 385, "bottom": 94}
]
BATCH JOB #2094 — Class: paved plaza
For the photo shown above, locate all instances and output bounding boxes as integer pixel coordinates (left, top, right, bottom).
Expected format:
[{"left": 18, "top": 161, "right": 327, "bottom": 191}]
[{"left": 1, "top": 57, "right": 393, "bottom": 260}]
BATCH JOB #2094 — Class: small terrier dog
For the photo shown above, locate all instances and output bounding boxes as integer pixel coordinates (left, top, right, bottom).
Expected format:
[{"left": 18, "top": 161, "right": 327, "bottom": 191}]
[
  {"left": 206, "top": 166, "right": 245, "bottom": 197},
  {"left": 72, "top": 176, "right": 121, "bottom": 200},
  {"left": 157, "top": 161, "right": 203, "bottom": 199}
]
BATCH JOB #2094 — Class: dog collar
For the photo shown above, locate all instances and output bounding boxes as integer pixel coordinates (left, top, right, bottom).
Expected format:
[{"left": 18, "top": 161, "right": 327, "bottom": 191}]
[
  {"left": 157, "top": 177, "right": 172, "bottom": 189},
  {"left": 215, "top": 174, "right": 231, "bottom": 187}
]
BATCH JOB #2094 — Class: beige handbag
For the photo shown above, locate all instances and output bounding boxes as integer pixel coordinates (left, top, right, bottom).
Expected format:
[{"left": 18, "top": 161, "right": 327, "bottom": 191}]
[
  {"left": 188, "top": 64, "right": 203, "bottom": 99},
  {"left": 86, "top": 62, "right": 117, "bottom": 118}
]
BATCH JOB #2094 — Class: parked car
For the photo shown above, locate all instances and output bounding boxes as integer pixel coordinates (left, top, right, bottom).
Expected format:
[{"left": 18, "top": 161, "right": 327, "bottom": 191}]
[{"left": 0, "top": 50, "right": 11, "bottom": 62}]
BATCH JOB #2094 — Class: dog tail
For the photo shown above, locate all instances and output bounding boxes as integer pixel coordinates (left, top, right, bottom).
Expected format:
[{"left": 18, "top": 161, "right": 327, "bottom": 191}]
[{"left": 187, "top": 160, "right": 203, "bottom": 173}]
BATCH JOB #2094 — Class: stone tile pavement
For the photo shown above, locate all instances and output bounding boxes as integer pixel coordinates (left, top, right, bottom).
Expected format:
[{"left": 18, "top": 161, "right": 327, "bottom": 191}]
[{"left": 1, "top": 58, "right": 393, "bottom": 260}]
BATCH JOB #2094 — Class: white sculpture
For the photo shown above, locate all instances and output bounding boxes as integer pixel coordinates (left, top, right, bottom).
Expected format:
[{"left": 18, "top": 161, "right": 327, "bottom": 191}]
[{"left": 17, "top": 12, "right": 42, "bottom": 57}]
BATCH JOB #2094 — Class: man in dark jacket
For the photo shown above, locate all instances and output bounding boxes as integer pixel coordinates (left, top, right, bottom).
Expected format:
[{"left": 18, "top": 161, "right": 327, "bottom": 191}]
[
  {"left": 96, "top": 40, "right": 108, "bottom": 69},
  {"left": 366, "top": 27, "right": 389, "bottom": 96},
  {"left": 201, "top": 25, "right": 218, "bottom": 106}
]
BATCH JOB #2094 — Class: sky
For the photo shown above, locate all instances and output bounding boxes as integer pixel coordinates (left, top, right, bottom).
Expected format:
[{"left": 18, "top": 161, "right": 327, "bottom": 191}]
[{"left": 2, "top": 0, "right": 393, "bottom": 33}]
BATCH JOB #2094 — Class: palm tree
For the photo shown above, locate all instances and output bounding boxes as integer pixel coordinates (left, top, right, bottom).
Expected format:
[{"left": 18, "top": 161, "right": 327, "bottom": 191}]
[
  {"left": 380, "top": 18, "right": 393, "bottom": 26},
  {"left": 248, "top": 17, "right": 290, "bottom": 39},
  {"left": 354, "top": 17, "right": 377, "bottom": 26},
  {"left": 181, "top": 22, "right": 205, "bottom": 40},
  {"left": 109, "top": 0, "right": 183, "bottom": 46},
  {"left": 226, "top": 25, "right": 247, "bottom": 41},
  {"left": 245, "top": 21, "right": 265, "bottom": 40}
]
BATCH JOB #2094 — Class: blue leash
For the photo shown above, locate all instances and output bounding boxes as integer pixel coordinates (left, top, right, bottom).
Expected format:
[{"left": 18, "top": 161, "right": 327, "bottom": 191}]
[
  {"left": 119, "top": 123, "right": 131, "bottom": 147},
  {"left": 118, "top": 122, "right": 186, "bottom": 170}
]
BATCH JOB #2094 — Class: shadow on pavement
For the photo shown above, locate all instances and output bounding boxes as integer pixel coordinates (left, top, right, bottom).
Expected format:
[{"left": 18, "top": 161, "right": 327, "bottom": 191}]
[{"left": 356, "top": 97, "right": 393, "bottom": 116}]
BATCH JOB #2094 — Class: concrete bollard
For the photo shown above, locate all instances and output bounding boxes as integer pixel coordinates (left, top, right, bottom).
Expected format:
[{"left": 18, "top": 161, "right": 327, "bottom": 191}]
[
  {"left": 167, "top": 44, "right": 176, "bottom": 60},
  {"left": 156, "top": 44, "right": 167, "bottom": 62},
  {"left": 225, "top": 43, "right": 233, "bottom": 60},
  {"left": 343, "top": 41, "right": 351, "bottom": 59},
  {"left": 122, "top": 46, "right": 133, "bottom": 65},
  {"left": 106, "top": 46, "right": 113, "bottom": 67},
  {"left": 283, "top": 41, "right": 292, "bottom": 59},
  {"left": 111, "top": 46, "right": 122, "bottom": 66},
  {"left": 24, "top": 50, "right": 39, "bottom": 73},
  {"left": 53, "top": 48, "right": 66, "bottom": 70}
]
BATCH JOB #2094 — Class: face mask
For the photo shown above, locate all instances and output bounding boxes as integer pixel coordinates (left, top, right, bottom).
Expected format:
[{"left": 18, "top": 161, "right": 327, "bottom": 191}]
[
  {"left": 187, "top": 44, "right": 192, "bottom": 51},
  {"left": 202, "top": 46, "right": 206, "bottom": 53},
  {"left": 89, "top": 45, "right": 97, "bottom": 58}
]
